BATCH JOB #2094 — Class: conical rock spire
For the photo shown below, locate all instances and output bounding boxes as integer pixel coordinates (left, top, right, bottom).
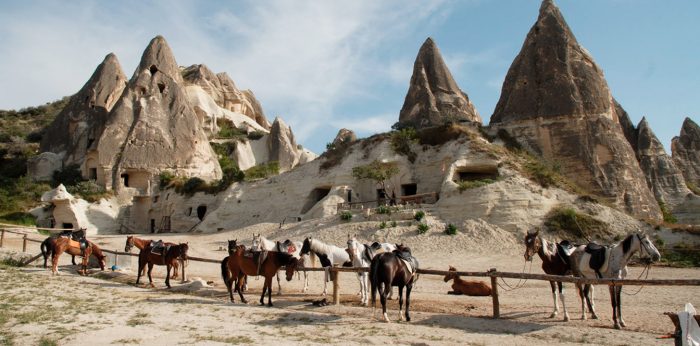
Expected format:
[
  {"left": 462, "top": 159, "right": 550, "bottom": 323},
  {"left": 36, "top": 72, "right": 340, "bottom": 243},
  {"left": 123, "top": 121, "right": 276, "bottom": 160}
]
[
  {"left": 672, "top": 117, "right": 700, "bottom": 188},
  {"left": 398, "top": 37, "right": 480, "bottom": 129}
]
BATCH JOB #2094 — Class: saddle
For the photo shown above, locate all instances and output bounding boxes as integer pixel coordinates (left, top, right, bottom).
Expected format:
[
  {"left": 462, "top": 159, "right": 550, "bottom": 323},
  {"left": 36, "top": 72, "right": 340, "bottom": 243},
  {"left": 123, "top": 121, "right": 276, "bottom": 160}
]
[
  {"left": 150, "top": 240, "right": 169, "bottom": 256},
  {"left": 68, "top": 238, "right": 88, "bottom": 255},
  {"left": 280, "top": 240, "right": 296, "bottom": 254},
  {"left": 244, "top": 250, "right": 268, "bottom": 275},
  {"left": 395, "top": 251, "right": 419, "bottom": 275},
  {"left": 584, "top": 242, "right": 608, "bottom": 278}
]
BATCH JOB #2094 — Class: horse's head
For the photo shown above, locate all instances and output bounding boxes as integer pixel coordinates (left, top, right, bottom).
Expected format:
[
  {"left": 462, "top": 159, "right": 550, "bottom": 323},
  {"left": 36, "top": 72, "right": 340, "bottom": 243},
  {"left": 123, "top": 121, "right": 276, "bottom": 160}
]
[
  {"left": 395, "top": 243, "right": 411, "bottom": 253},
  {"left": 227, "top": 239, "right": 237, "bottom": 254},
  {"left": 636, "top": 232, "right": 661, "bottom": 262},
  {"left": 285, "top": 257, "right": 299, "bottom": 281},
  {"left": 125, "top": 236, "right": 134, "bottom": 252},
  {"left": 524, "top": 229, "right": 541, "bottom": 261},
  {"left": 252, "top": 233, "right": 262, "bottom": 252},
  {"left": 300, "top": 237, "right": 312, "bottom": 255},
  {"left": 444, "top": 265, "right": 457, "bottom": 282},
  {"left": 90, "top": 242, "right": 107, "bottom": 271},
  {"left": 346, "top": 237, "right": 360, "bottom": 261},
  {"left": 178, "top": 243, "right": 189, "bottom": 260}
]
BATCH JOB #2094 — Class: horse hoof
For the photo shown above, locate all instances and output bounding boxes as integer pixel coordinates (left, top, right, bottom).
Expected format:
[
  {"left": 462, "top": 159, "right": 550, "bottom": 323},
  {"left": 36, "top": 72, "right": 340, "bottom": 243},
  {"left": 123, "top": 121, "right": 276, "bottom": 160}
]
[
  {"left": 619, "top": 320, "right": 626, "bottom": 327},
  {"left": 614, "top": 323, "right": 621, "bottom": 330},
  {"left": 406, "top": 316, "right": 411, "bottom": 322},
  {"left": 549, "top": 312, "right": 557, "bottom": 319},
  {"left": 591, "top": 314, "right": 599, "bottom": 320},
  {"left": 267, "top": 303, "right": 273, "bottom": 307},
  {"left": 563, "top": 315, "right": 570, "bottom": 322}
]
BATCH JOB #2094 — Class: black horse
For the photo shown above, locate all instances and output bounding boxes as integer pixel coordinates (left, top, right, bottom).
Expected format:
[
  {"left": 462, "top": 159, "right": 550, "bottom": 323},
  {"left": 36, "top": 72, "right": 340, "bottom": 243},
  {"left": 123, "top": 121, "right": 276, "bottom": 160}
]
[
  {"left": 370, "top": 244, "right": 419, "bottom": 322},
  {"left": 40, "top": 229, "right": 86, "bottom": 268}
]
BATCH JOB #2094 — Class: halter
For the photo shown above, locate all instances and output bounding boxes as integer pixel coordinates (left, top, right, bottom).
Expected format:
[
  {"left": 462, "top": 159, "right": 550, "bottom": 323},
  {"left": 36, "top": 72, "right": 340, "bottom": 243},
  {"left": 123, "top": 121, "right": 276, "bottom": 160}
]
[{"left": 636, "top": 233, "right": 652, "bottom": 260}]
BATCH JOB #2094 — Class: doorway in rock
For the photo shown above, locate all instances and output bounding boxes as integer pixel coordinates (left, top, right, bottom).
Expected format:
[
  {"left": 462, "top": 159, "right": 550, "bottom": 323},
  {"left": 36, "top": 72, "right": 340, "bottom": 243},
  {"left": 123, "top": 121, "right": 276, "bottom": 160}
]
[
  {"left": 196, "top": 205, "right": 207, "bottom": 221},
  {"left": 121, "top": 173, "right": 130, "bottom": 187},
  {"left": 401, "top": 183, "right": 417, "bottom": 196},
  {"left": 150, "top": 219, "right": 156, "bottom": 233},
  {"left": 300, "top": 187, "right": 332, "bottom": 214},
  {"left": 62, "top": 223, "right": 74, "bottom": 230}
]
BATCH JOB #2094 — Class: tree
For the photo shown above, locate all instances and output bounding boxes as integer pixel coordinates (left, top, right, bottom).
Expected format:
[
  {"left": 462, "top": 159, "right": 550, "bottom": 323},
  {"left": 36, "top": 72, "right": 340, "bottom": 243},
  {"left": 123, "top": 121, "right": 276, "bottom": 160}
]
[{"left": 351, "top": 160, "right": 399, "bottom": 199}]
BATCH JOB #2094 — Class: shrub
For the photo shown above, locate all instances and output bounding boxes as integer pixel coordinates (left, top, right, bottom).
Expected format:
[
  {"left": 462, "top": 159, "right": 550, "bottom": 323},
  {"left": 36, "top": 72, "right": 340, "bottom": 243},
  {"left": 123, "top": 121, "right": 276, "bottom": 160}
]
[
  {"left": 216, "top": 118, "right": 247, "bottom": 140},
  {"left": 524, "top": 160, "right": 559, "bottom": 188},
  {"left": 658, "top": 201, "right": 678, "bottom": 224},
  {"left": 0, "top": 212, "right": 36, "bottom": 226},
  {"left": 379, "top": 221, "right": 387, "bottom": 229},
  {"left": 51, "top": 164, "right": 83, "bottom": 187},
  {"left": 182, "top": 177, "right": 206, "bottom": 195},
  {"left": 159, "top": 171, "right": 175, "bottom": 189},
  {"left": 544, "top": 207, "right": 610, "bottom": 240},
  {"left": 417, "top": 223, "right": 429, "bottom": 234},
  {"left": 390, "top": 128, "right": 418, "bottom": 163},
  {"left": 457, "top": 178, "right": 497, "bottom": 192},
  {"left": 247, "top": 130, "right": 265, "bottom": 140},
  {"left": 390, "top": 220, "right": 397, "bottom": 228},
  {"left": 413, "top": 211, "right": 425, "bottom": 221},
  {"left": 340, "top": 211, "right": 353, "bottom": 221},
  {"left": 68, "top": 180, "right": 110, "bottom": 202},
  {"left": 375, "top": 205, "right": 390, "bottom": 215},
  {"left": 244, "top": 161, "right": 279, "bottom": 181},
  {"left": 445, "top": 223, "right": 458, "bottom": 235}
]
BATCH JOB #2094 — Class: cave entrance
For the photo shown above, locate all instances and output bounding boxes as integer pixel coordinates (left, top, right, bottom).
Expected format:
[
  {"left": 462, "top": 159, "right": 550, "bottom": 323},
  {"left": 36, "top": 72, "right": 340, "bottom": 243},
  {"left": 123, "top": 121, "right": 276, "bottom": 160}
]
[
  {"left": 401, "top": 183, "right": 417, "bottom": 196},
  {"left": 300, "top": 187, "right": 332, "bottom": 214},
  {"left": 197, "top": 205, "right": 207, "bottom": 221}
]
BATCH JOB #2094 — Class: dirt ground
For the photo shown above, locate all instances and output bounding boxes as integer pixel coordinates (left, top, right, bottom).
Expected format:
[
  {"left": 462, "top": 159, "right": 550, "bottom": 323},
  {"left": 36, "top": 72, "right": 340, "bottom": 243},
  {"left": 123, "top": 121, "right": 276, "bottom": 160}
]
[{"left": 1, "top": 224, "right": 698, "bottom": 345}]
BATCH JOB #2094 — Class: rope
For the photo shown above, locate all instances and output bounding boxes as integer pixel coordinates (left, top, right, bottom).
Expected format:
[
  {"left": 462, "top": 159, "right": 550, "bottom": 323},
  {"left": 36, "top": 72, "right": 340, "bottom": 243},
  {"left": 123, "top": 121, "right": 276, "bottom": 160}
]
[
  {"left": 497, "top": 260, "right": 532, "bottom": 292},
  {"left": 621, "top": 263, "right": 651, "bottom": 296}
]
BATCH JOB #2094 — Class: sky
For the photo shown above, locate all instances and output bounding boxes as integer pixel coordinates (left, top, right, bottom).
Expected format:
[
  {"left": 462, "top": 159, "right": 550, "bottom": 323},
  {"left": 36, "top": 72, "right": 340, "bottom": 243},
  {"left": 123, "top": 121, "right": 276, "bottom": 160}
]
[{"left": 0, "top": 0, "right": 698, "bottom": 154}]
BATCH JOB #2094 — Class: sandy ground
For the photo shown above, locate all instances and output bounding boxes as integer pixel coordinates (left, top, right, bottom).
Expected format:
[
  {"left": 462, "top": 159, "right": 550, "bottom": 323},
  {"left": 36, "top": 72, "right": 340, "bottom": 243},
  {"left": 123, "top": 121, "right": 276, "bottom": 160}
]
[{"left": 1, "top": 221, "right": 699, "bottom": 345}]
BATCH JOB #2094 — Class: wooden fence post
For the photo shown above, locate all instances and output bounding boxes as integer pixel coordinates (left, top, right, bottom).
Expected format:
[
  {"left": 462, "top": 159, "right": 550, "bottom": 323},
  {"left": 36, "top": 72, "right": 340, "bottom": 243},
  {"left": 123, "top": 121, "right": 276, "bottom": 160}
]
[
  {"left": 22, "top": 234, "right": 28, "bottom": 252},
  {"left": 333, "top": 269, "right": 340, "bottom": 305},
  {"left": 181, "top": 259, "right": 186, "bottom": 283},
  {"left": 0, "top": 229, "right": 4, "bottom": 248},
  {"left": 489, "top": 268, "right": 500, "bottom": 319}
]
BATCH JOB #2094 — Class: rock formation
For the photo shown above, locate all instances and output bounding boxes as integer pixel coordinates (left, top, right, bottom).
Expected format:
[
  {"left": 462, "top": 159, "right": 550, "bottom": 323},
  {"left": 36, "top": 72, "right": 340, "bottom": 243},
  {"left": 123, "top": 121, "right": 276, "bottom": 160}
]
[
  {"left": 38, "top": 53, "right": 127, "bottom": 171},
  {"left": 672, "top": 118, "right": 700, "bottom": 189},
  {"left": 614, "top": 99, "right": 638, "bottom": 152},
  {"left": 489, "top": 0, "right": 661, "bottom": 220},
  {"left": 268, "top": 117, "right": 301, "bottom": 172},
  {"left": 182, "top": 64, "right": 270, "bottom": 129},
  {"left": 398, "top": 38, "right": 481, "bottom": 129},
  {"left": 331, "top": 128, "right": 357, "bottom": 148},
  {"left": 96, "top": 36, "right": 221, "bottom": 191},
  {"left": 635, "top": 117, "right": 691, "bottom": 206}
]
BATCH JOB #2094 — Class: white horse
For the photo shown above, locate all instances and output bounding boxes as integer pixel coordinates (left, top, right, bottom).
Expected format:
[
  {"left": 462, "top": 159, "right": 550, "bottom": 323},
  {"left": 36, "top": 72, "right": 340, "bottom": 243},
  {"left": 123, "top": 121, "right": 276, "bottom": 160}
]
[
  {"left": 278, "top": 239, "right": 310, "bottom": 293},
  {"left": 569, "top": 232, "right": 660, "bottom": 329},
  {"left": 300, "top": 237, "right": 351, "bottom": 296},
  {"left": 346, "top": 237, "right": 397, "bottom": 305}
]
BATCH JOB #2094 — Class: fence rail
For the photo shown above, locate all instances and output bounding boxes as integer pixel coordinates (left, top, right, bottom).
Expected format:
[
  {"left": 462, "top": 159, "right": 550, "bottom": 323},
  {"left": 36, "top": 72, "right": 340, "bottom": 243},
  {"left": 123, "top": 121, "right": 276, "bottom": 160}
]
[{"left": 2, "top": 227, "right": 699, "bottom": 319}]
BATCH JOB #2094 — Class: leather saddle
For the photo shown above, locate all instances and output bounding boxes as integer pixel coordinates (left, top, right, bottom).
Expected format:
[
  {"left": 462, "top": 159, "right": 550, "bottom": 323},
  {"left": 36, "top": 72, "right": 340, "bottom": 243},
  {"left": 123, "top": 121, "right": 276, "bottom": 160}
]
[
  {"left": 150, "top": 240, "right": 168, "bottom": 255},
  {"left": 244, "top": 250, "right": 268, "bottom": 275},
  {"left": 584, "top": 242, "right": 608, "bottom": 278},
  {"left": 395, "top": 251, "right": 419, "bottom": 275}
]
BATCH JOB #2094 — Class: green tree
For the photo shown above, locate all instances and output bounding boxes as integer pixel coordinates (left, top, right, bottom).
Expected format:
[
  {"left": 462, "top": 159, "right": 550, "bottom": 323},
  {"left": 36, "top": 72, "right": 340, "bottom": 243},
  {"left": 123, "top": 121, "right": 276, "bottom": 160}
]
[{"left": 351, "top": 160, "right": 399, "bottom": 197}]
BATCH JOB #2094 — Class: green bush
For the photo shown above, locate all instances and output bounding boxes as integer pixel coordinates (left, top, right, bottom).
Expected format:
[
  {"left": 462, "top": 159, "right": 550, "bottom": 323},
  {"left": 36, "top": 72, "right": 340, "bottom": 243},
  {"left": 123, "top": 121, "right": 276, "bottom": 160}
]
[
  {"left": 182, "top": 177, "right": 206, "bottom": 195},
  {"left": 340, "top": 211, "right": 353, "bottom": 221},
  {"left": 375, "top": 205, "right": 390, "bottom": 214},
  {"left": 247, "top": 130, "right": 265, "bottom": 140},
  {"left": 379, "top": 221, "right": 387, "bottom": 229},
  {"left": 658, "top": 201, "right": 678, "bottom": 224},
  {"left": 216, "top": 118, "right": 247, "bottom": 140},
  {"left": 457, "top": 178, "right": 497, "bottom": 192},
  {"left": 445, "top": 223, "right": 458, "bottom": 235},
  {"left": 524, "top": 160, "right": 559, "bottom": 188},
  {"left": 0, "top": 212, "right": 36, "bottom": 226},
  {"left": 67, "top": 181, "right": 110, "bottom": 202},
  {"left": 417, "top": 223, "right": 429, "bottom": 234},
  {"left": 414, "top": 210, "right": 425, "bottom": 221},
  {"left": 159, "top": 171, "right": 175, "bottom": 189},
  {"left": 244, "top": 161, "right": 279, "bottom": 181},
  {"left": 544, "top": 207, "right": 610, "bottom": 240},
  {"left": 391, "top": 128, "right": 418, "bottom": 163},
  {"left": 51, "top": 164, "right": 83, "bottom": 187},
  {"left": 390, "top": 220, "right": 397, "bottom": 228}
]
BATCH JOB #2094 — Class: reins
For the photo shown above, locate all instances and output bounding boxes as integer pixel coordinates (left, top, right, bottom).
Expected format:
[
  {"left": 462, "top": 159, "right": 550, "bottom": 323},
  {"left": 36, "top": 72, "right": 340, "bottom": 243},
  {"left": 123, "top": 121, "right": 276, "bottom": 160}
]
[{"left": 498, "top": 259, "right": 532, "bottom": 291}]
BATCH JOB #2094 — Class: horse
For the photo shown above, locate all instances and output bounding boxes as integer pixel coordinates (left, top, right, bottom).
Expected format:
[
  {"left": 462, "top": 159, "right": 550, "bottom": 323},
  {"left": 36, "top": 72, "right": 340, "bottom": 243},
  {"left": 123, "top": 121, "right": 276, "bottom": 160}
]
[
  {"left": 569, "top": 232, "right": 661, "bottom": 329},
  {"left": 49, "top": 237, "right": 106, "bottom": 275},
  {"left": 40, "top": 228, "right": 87, "bottom": 267},
  {"left": 524, "top": 229, "right": 575, "bottom": 321},
  {"left": 252, "top": 233, "right": 290, "bottom": 295},
  {"left": 300, "top": 237, "right": 352, "bottom": 296},
  {"left": 443, "top": 266, "right": 491, "bottom": 296},
  {"left": 370, "top": 244, "right": 419, "bottom": 322},
  {"left": 136, "top": 242, "right": 188, "bottom": 288},
  {"left": 124, "top": 236, "right": 179, "bottom": 279},
  {"left": 221, "top": 239, "right": 247, "bottom": 296},
  {"left": 346, "top": 236, "right": 397, "bottom": 305},
  {"left": 277, "top": 239, "right": 310, "bottom": 293},
  {"left": 223, "top": 245, "right": 299, "bottom": 306}
]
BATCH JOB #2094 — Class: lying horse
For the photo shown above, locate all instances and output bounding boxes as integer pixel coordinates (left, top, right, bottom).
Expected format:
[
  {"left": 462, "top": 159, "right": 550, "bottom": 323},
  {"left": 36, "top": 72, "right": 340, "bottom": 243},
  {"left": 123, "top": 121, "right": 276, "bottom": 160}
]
[
  {"left": 569, "top": 232, "right": 660, "bottom": 329},
  {"left": 370, "top": 244, "right": 419, "bottom": 322},
  {"left": 136, "top": 242, "right": 188, "bottom": 288},
  {"left": 444, "top": 266, "right": 491, "bottom": 296},
  {"left": 124, "top": 236, "right": 179, "bottom": 279},
  {"left": 50, "top": 237, "right": 106, "bottom": 275},
  {"left": 524, "top": 229, "right": 575, "bottom": 321},
  {"left": 224, "top": 245, "right": 299, "bottom": 306}
]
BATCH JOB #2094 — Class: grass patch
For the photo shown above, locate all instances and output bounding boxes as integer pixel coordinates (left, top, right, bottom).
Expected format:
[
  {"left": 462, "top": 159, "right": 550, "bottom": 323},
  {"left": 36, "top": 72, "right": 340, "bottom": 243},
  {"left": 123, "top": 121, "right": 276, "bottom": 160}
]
[
  {"left": 417, "top": 123, "right": 475, "bottom": 146},
  {"left": 379, "top": 221, "right": 387, "bottom": 229},
  {"left": 67, "top": 180, "right": 112, "bottom": 202},
  {"left": 339, "top": 211, "right": 352, "bottom": 221},
  {"left": 244, "top": 161, "right": 279, "bottom": 181},
  {"left": 660, "top": 245, "right": 700, "bottom": 267},
  {"left": 417, "top": 223, "right": 429, "bottom": 234},
  {"left": 444, "top": 223, "right": 458, "bottom": 235},
  {"left": 658, "top": 201, "right": 678, "bottom": 224},
  {"left": 0, "top": 212, "right": 36, "bottom": 226},
  {"left": 192, "top": 334, "right": 254, "bottom": 345},
  {"left": 0, "top": 258, "right": 25, "bottom": 268},
  {"left": 413, "top": 211, "right": 425, "bottom": 221},
  {"left": 215, "top": 118, "right": 247, "bottom": 140},
  {"left": 375, "top": 205, "right": 390, "bottom": 215},
  {"left": 38, "top": 336, "right": 58, "bottom": 346},
  {"left": 126, "top": 312, "right": 153, "bottom": 327},
  {"left": 112, "top": 339, "right": 141, "bottom": 344},
  {"left": 320, "top": 138, "right": 356, "bottom": 171},
  {"left": 457, "top": 178, "right": 497, "bottom": 192},
  {"left": 390, "top": 128, "right": 418, "bottom": 163},
  {"left": 687, "top": 182, "right": 700, "bottom": 195},
  {"left": 544, "top": 207, "right": 610, "bottom": 240}
]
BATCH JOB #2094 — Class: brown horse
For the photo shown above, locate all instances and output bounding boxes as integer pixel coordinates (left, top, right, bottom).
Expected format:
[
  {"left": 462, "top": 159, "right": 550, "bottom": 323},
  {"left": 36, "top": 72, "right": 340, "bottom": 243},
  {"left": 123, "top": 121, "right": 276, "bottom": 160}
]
[
  {"left": 50, "top": 238, "right": 106, "bottom": 275},
  {"left": 136, "top": 242, "right": 188, "bottom": 288},
  {"left": 444, "top": 266, "right": 491, "bottom": 296},
  {"left": 370, "top": 244, "right": 419, "bottom": 322},
  {"left": 124, "top": 236, "right": 179, "bottom": 279},
  {"left": 224, "top": 246, "right": 299, "bottom": 306}
]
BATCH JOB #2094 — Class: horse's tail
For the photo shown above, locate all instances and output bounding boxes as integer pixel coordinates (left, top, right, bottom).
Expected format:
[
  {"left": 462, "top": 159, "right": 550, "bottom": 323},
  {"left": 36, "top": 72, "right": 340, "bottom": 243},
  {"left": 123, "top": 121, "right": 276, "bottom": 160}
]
[
  {"left": 221, "top": 256, "right": 230, "bottom": 287},
  {"left": 40, "top": 238, "right": 50, "bottom": 268},
  {"left": 369, "top": 255, "right": 380, "bottom": 309}
]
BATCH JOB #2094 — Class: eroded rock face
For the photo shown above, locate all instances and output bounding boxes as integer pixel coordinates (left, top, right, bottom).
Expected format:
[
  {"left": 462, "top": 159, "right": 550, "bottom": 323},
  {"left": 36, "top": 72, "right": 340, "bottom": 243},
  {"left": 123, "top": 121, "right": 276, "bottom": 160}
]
[
  {"left": 268, "top": 117, "right": 300, "bottom": 172},
  {"left": 39, "top": 53, "right": 127, "bottom": 169},
  {"left": 181, "top": 64, "right": 271, "bottom": 130},
  {"left": 614, "top": 99, "right": 638, "bottom": 152},
  {"left": 27, "top": 152, "right": 63, "bottom": 182},
  {"left": 96, "top": 36, "right": 221, "bottom": 191},
  {"left": 489, "top": 0, "right": 661, "bottom": 220},
  {"left": 398, "top": 38, "right": 481, "bottom": 129},
  {"left": 672, "top": 118, "right": 700, "bottom": 188},
  {"left": 635, "top": 118, "right": 691, "bottom": 206},
  {"left": 331, "top": 128, "right": 357, "bottom": 148}
]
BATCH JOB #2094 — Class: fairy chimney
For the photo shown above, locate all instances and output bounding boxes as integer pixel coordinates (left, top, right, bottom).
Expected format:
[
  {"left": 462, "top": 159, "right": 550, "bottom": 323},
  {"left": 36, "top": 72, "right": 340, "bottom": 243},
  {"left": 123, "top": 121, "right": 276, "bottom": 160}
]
[{"left": 672, "top": 117, "right": 700, "bottom": 189}]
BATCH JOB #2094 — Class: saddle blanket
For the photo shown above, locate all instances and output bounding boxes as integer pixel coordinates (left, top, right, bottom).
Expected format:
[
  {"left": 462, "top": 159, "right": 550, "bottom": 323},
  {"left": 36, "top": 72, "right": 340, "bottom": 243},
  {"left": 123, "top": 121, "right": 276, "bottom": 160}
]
[{"left": 399, "top": 258, "right": 415, "bottom": 274}]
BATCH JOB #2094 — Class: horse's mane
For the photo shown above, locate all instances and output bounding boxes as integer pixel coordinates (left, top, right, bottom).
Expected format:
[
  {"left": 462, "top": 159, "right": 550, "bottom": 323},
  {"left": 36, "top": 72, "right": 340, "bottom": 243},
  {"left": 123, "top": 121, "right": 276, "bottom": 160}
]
[
  {"left": 89, "top": 241, "right": 106, "bottom": 259},
  {"left": 621, "top": 234, "right": 635, "bottom": 254},
  {"left": 276, "top": 252, "right": 296, "bottom": 265}
]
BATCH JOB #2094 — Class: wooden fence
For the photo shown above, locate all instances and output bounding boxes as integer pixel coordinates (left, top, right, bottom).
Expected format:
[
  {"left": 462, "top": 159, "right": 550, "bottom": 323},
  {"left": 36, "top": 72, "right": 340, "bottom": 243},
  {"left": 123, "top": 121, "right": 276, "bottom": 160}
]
[{"left": 2, "top": 227, "right": 700, "bottom": 319}]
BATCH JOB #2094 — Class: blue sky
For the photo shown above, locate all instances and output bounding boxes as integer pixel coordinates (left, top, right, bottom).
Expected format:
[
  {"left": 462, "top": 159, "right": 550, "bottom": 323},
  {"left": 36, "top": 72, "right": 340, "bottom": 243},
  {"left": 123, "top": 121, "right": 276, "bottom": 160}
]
[{"left": 0, "top": 0, "right": 698, "bottom": 154}]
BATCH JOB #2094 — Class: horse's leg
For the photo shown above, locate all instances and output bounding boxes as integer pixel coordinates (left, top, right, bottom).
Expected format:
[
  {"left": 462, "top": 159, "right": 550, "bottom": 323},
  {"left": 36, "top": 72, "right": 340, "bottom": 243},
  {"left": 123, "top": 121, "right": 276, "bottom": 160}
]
[
  {"left": 608, "top": 285, "right": 619, "bottom": 329},
  {"left": 616, "top": 286, "right": 625, "bottom": 327},
  {"left": 136, "top": 256, "right": 145, "bottom": 284},
  {"left": 558, "top": 281, "right": 569, "bottom": 322},
  {"left": 267, "top": 275, "right": 274, "bottom": 307},
  {"left": 397, "top": 285, "right": 404, "bottom": 322},
  {"left": 381, "top": 280, "right": 391, "bottom": 323},
  {"left": 276, "top": 272, "right": 282, "bottom": 296},
  {"left": 226, "top": 272, "right": 235, "bottom": 303},
  {"left": 147, "top": 263, "right": 155, "bottom": 288},
  {"left": 405, "top": 283, "right": 412, "bottom": 322},
  {"left": 548, "top": 280, "right": 559, "bottom": 318},
  {"left": 587, "top": 284, "right": 598, "bottom": 319},
  {"left": 171, "top": 260, "right": 179, "bottom": 279},
  {"left": 576, "top": 283, "right": 586, "bottom": 320},
  {"left": 302, "top": 270, "right": 309, "bottom": 293},
  {"left": 322, "top": 269, "right": 328, "bottom": 296},
  {"left": 237, "top": 273, "right": 248, "bottom": 304},
  {"left": 71, "top": 255, "right": 77, "bottom": 266},
  {"left": 260, "top": 276, "right": 270, "bottom": 306},
  {"left": 51, "top": 251, "right": 60, "bottom": 275},
  {"left": 165, "top": 264, "right": 171, "bottom": 289},
  {"left": 361, "top": 272, "right": 368, "bottom": 306}
]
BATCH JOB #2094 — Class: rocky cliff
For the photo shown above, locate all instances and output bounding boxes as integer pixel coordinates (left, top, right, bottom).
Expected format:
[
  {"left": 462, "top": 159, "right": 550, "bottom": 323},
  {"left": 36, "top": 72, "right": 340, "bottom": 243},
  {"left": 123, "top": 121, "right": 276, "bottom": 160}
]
[
  {"left": 672, "top": 118, "right": 700, "bottom": 190},
  {"left": 398, "top": 38, "right": 481, "bottom": 129},
  {"left": 489, "top": 0, "right": 661, "bottom": 220}
]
